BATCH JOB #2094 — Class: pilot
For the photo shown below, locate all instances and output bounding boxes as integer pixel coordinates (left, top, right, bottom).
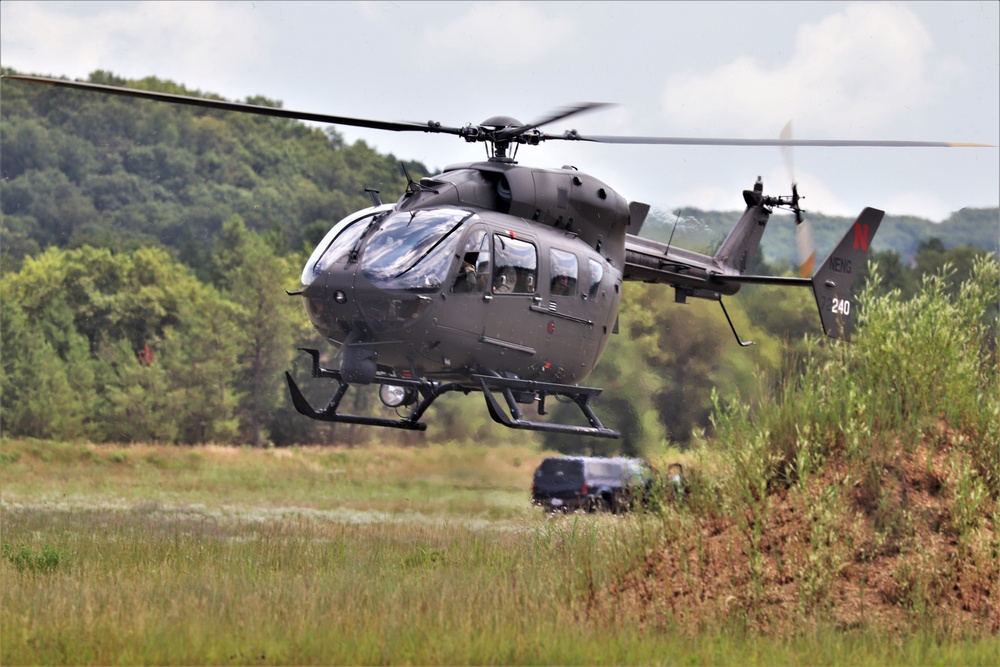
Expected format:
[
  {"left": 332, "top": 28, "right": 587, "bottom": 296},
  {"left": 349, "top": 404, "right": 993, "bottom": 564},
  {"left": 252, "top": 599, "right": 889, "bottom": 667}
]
[
  {"left": 453, "top": 261, "right": 477, "bottom": 293},
  {"left": 551, "top": 274, "right": 572, "bottom": 296}
]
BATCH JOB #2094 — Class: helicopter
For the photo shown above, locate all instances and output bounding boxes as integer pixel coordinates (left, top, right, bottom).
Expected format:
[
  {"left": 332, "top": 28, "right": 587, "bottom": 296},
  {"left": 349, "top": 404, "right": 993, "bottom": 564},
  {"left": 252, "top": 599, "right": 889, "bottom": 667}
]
[{"left": 4, "top": 74, "right": 991, "bottom": 439}]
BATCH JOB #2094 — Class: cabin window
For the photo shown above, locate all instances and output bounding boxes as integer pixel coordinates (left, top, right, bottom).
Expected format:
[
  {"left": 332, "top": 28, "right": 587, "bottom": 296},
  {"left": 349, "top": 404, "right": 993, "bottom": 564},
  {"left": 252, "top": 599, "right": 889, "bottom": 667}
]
[
  {"left": 452, "top": 230, "right": 490, "bottom": 294},
  {"left": 587, "top": 258, "right": 604, "bottom": 300},
  {"left": 492, "top": 234, "right": 537, "bottom": 294},
  {"left": 549, "top": 248, "right": 578, "bottom": 297}
]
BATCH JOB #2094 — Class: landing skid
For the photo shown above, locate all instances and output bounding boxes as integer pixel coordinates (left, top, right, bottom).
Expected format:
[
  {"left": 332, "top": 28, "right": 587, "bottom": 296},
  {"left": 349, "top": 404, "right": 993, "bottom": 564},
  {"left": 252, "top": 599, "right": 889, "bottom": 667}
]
[
  {"left": 472, "top": 374, "right": 619, "bottom": 439},
  {"left": 285, "top": 349, "right": 620, "bottom": 438}
]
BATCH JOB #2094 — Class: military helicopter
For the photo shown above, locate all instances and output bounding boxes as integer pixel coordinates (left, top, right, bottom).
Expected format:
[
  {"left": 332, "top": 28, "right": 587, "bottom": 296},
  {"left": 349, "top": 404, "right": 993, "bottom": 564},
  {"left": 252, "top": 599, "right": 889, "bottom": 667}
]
[{"left": 4, "top": 75, "right": 990, "bottom": 439}]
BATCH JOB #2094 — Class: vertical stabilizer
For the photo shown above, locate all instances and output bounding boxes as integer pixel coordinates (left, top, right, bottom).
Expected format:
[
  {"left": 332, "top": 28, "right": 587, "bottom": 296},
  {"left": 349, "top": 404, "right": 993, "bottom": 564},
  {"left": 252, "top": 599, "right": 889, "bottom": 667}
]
[
  {"left": 811, "top": 207, "right": 884, "bottom": 340},
  {"left": 714, "top": 185, "right": 771, "bottom": 273}
]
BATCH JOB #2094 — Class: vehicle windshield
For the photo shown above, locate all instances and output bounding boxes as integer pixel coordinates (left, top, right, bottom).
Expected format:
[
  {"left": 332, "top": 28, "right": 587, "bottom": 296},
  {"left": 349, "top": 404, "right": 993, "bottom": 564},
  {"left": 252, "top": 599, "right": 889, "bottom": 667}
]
[
  {"left": 361, "top": 208, "right": 473, "bottom": 291},
  {"left": 301, "top": 206, "right": 392, "bottom": 285}
]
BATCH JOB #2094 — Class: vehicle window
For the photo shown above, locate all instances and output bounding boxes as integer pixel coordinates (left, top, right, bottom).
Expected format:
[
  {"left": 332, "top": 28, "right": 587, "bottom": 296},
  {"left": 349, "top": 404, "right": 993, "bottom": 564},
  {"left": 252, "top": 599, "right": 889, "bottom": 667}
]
[
  {"left": 304, "top": 209, "right": 386, "bottom": 283},
  {"left": 587, "top": 461, "right": 619, "bottom": 478},
  {"left": 535, "top": 458, "right": 583, "bottom": 481},
  {"left": 361, "top": 209, "right": 473, "bottom": 291},
  {"left": 493, "top": 234, "right": 537, "bottom": 294},
  {"left": 550, "top": 248, "right": 578, "bottom": 297},
  {"left": 451, "top": 229, "right": 489, "bottom": 294},
  {"left": 587, "top": 258, "right": 604, "bottom": 300}
]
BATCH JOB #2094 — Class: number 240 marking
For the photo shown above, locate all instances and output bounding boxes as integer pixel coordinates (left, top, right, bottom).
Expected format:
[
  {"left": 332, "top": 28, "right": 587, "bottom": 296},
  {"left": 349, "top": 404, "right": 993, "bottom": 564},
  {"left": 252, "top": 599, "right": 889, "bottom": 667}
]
[{"left": 831, "top": 298, "right": 851, "bottom": 316}]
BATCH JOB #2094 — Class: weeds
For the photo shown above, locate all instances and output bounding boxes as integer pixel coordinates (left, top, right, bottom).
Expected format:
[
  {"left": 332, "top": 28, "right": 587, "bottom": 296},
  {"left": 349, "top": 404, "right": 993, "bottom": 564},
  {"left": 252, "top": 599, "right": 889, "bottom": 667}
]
[{"left": 2, "top": 543, "right": 66, "bottom": 574}]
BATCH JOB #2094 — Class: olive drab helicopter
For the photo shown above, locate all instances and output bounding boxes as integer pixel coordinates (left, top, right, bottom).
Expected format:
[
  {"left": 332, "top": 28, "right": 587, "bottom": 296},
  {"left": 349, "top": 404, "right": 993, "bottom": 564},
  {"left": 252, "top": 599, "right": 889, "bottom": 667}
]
[{"left": 5, "top": 75, "right": 992, "bottom": 439}]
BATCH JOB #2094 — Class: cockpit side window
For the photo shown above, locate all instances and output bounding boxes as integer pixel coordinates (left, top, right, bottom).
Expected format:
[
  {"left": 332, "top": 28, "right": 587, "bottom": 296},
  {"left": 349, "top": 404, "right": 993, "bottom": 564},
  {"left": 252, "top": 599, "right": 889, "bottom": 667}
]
[
  {"left": 587, "top": 258, "right": 605, "bottom": 300},
  {"left": 493, "top": 234, "right": 537, "bottom": 294},
  {"left": 452, "top": 229, "right": 490, "bottom": 294},
  {"left": 550, "top": 248, "right": 578, "bottom": 297}
]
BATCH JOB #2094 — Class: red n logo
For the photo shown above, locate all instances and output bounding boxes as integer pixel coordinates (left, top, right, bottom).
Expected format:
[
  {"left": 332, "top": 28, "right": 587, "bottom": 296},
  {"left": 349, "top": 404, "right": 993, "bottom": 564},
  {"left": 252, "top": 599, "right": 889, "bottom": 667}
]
[{"left": 853, "top": 222, "right": 870, "bottom": 251}]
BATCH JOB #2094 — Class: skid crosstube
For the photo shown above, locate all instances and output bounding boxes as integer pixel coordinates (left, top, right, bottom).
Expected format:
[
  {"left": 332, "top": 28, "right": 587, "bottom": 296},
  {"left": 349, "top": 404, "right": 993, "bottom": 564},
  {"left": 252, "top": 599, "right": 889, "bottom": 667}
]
[
  {"left": 285, "top": 349, "right": 620, "bottom": 438},
  {"left": 285, "top": 349, "right": 464, "bottom": 431}
]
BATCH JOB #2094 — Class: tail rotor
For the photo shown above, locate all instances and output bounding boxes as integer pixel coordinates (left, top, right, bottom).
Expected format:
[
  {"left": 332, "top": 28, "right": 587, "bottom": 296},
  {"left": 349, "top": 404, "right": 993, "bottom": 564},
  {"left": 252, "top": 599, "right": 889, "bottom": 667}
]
[{"left": 781, "top": 121, "right": 817, "bottom": 277}]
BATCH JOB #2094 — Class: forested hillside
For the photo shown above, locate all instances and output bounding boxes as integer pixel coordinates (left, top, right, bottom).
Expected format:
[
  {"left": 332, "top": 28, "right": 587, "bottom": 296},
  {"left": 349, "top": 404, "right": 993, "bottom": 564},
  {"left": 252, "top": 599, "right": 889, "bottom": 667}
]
[
  {"left": 2, "top": 69, "right": 996, "bottom": 449},
  {"left": 642, "top": 206, "right": 998, "bottom": 268},
  {"left": 0, "top": 68, "right": 428, "bottom": 276}
]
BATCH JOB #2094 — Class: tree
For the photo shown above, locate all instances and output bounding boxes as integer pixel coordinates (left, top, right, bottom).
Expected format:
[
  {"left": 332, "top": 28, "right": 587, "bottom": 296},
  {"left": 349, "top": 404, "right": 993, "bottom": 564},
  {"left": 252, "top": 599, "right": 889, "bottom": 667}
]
[
  {"left": 0, "top": 300, "right": 96, "bottom": 440},
  {"left": 213, "top": 215, "right": 306, "bottom": 446},
  {"left": 2, "top": 245, "right": 244, "bottom": 443}
]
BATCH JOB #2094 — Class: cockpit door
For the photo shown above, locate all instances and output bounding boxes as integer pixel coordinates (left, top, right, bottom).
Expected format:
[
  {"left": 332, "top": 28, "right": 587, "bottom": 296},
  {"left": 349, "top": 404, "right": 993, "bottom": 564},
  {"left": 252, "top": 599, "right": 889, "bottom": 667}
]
[{"left": 482, "top": 232, "right": 544, "bottom": 360}]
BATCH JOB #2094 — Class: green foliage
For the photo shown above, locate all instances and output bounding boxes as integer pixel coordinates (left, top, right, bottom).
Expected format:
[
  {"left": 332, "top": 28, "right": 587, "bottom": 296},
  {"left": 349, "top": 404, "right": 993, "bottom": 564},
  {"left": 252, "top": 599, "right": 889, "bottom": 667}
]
[
  {"left": 716, "top": 255, "right": 999, "bottom": 492},
  {"left": 0, "top": 69, "right": 428, "bottom": 274},
  {"left": 212, "top": 215, "right": 305, "bottom": 446},
  {"left": 1, "top": 246, "right": 244, "bottom": 443},
  {"left": 710, "top": 255, "right": 999, "bottom": 563},
  {"left": 2, "top": 543, "right": 66, "bottom": 574}
]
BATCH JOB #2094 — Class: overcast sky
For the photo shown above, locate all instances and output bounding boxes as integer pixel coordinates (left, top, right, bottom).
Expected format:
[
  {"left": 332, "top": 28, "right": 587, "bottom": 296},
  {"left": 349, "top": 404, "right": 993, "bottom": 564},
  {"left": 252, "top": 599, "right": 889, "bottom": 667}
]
[{"left": 2, "top": 1, "right": 998, "bottom": 222}]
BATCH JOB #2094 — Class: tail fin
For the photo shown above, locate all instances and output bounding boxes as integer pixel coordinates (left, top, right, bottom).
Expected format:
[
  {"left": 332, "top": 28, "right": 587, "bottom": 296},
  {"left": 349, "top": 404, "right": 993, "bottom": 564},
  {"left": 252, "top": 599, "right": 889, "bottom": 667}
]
[
  {"left": 714, "top": 186, "right": 770, "bottom": 273},
  {"left": 811, "top": 207, "right": 884, "bottom": 340}
]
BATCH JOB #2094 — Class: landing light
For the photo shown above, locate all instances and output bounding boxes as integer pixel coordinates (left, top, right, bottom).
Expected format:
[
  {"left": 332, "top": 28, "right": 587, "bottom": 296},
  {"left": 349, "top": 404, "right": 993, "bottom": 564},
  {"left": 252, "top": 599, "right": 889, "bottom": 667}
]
[{"left": 379, "top": 384, "right": 416, "bottom": 408}]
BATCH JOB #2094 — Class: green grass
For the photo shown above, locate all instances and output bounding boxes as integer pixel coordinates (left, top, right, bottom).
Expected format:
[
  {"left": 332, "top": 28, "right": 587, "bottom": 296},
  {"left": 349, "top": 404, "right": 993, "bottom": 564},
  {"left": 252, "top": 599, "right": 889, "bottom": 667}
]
[
  {"left": 3, "top": 502, "right": 995, "bottom": 665},
  {"left": 2, "top": 438, "right": 996, "bottom": 665}
]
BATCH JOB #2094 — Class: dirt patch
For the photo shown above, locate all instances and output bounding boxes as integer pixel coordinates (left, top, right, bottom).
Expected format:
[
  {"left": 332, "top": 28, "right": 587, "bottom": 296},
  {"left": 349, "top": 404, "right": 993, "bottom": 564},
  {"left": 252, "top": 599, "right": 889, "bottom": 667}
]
[{"left": 607, "top": 432, "right": 998, "bottom": 636}]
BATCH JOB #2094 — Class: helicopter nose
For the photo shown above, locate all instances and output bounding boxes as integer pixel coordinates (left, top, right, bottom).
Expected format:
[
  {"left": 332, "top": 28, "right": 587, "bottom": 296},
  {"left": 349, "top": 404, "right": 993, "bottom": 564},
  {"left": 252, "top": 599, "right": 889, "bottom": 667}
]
[
  {"left": 300, "top": 266, "right": 434, "bottom": 346},
  {"left": 353, "top": 278, "right": 434, "bottom": 333}
]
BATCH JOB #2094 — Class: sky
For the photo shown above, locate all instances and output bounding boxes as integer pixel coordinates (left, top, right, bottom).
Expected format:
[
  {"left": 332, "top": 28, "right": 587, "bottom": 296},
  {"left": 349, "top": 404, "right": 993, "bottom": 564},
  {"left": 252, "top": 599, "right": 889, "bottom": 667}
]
[{"left": 2, "top": 1, "right": 998, "bottom": 222}]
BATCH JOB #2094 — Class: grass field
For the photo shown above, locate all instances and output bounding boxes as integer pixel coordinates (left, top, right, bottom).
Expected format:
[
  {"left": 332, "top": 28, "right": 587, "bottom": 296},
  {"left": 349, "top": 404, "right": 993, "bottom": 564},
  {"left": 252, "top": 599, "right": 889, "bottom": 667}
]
[{"left": 1, "top": 438, "right": 996, "bottom": 665}]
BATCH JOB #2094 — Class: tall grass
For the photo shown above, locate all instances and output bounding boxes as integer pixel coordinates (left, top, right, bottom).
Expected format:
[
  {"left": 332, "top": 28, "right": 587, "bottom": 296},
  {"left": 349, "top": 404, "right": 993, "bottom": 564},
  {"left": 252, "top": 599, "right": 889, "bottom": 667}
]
[
  {"left": 4, "top": 503, "right": 997, "bottom": 665},
  {"left": 713, "top": 256, "right": 999, "bottom": 496},
  {"left": 699, "top": 256, "right": 999, "bottom": 632}
]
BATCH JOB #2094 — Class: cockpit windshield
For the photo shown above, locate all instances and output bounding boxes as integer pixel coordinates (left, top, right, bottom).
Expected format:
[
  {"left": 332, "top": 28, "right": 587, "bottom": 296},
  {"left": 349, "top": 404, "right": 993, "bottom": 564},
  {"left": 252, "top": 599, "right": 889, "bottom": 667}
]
[
  {"left": 361, "top": 209, "right": 474, "bottom": 291},
  {"left": 301, "top": 205, "right": 393, "bottom": 285}
]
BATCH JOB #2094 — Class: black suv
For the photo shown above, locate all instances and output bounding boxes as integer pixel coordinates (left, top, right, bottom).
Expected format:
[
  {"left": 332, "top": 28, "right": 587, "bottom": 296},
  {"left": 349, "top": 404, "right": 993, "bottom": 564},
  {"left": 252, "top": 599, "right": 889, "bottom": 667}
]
[{"left": 530, "top": 456, "right": 655, "bottom": 512}]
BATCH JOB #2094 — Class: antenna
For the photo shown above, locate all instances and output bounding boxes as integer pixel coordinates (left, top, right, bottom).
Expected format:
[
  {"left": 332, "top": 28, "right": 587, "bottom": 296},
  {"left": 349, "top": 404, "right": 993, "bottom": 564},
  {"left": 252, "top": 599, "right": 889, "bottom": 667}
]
[{"left": 664, "top": 210, "right": 681, "bottom": 256}]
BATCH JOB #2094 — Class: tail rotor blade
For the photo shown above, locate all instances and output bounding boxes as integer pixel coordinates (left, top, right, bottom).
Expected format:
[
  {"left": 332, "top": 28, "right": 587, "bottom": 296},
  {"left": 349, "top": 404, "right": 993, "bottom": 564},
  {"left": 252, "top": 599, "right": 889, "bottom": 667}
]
[
  {"left": 796, "top": 218, "right": 817, "bottom": 277},
  {"left": 780, "top": 121, "right": 816, "bottom": 277}
]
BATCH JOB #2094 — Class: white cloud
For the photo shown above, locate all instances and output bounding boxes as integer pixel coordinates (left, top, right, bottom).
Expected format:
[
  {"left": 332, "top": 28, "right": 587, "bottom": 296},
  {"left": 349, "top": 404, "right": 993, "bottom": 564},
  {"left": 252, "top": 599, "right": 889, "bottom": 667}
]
[
  {"left": 420, "top": 1, "right": 575, "bottom": 67},
  {"left": 660, "top": 2, "right": 966, "bottom": 136},
  {"left": 1, "top": 1, "right": 271, "bottom": 91}
]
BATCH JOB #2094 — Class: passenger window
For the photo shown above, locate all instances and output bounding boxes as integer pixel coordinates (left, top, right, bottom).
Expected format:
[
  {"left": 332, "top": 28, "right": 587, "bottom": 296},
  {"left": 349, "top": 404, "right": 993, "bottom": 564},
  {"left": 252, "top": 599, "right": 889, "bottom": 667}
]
[
  {"left": 493, "top": 234, "right": 537, "bottom": 294},
  {"left": 587, "top": 258, "right": 604, "bottom": 300},
  {"left": 550, "top": 249, "right": 578, "bottom": 297},
  {"left": 452, "top": 230, "right": 489, "bottom": 294}
]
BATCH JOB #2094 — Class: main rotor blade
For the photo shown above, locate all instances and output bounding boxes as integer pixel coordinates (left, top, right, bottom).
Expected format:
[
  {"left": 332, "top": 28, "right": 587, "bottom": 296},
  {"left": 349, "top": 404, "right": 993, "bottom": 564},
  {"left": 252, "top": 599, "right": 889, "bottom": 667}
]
[
  {"left": 495, "top": 102, "right": 613, "bottom": 141},
  {"left": 2, "top": 75, "right": 465, "bottom": 136},
  {"left": 555, "top": 132, "right": 994, "bottom": 148}
]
